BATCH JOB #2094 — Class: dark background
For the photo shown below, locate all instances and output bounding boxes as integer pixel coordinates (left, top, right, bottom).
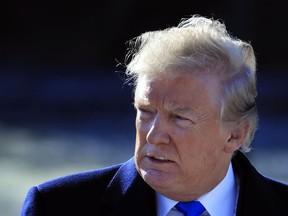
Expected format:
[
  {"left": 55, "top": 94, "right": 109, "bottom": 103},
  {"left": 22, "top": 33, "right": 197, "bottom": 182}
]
[
  {"left": 1, "top": 0, "right": 288, "bottom": 70},
  {"left": 0, "top": 0, "right": 287, "bottom": 149}
]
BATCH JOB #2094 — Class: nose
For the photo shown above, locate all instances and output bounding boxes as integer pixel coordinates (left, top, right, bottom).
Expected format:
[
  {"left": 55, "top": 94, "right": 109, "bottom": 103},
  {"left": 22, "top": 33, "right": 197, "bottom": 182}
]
[{"left": 146, "top": 114, "right": 170, "bottom": 145}]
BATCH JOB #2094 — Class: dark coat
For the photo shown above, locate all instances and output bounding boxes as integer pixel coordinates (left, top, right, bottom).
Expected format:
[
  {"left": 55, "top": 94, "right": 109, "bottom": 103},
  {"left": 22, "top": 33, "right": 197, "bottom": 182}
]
[{"left": 21, "top": 151, "right": 288, "bottom": 216}]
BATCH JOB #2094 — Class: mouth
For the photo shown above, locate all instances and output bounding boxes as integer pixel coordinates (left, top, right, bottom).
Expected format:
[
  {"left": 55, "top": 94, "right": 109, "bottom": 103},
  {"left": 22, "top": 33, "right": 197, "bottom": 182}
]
[
  {"left": 152, "top": 156, "right": 169, "bottom": 161},
  {"left": 147, "top": 154, "right": 172, "bottom": 162}
]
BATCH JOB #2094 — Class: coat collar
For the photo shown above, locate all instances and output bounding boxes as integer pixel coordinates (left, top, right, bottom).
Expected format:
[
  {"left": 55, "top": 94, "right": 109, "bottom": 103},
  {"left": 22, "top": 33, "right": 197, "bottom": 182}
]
[
  {"left": 101, "top": 157, "right": 157, "bottom": 216},
  {"left": 232, "top": 151, "right": 288, "bottom": 215}
]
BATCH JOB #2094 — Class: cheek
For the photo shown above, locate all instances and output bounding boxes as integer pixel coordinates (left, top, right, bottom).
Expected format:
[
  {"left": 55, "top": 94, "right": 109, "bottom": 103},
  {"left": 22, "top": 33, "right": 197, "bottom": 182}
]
[
  {"left": 177, "top": 129, "right": 218, "bottom": 162},
  {"left": 135, "top": 117, "right": 151, "bottom": 139},
  {"left": 136, "top": 118, "right": 145, "bottom": 137},
  {"left": 135, "top": 120, "right": 148, "bottom": 151}
]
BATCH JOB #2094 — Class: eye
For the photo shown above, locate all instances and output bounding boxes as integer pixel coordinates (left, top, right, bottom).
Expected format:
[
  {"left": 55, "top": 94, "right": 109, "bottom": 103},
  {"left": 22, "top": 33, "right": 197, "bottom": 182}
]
[
  {"left": 136, "top": 106, "right": 155, "bottom": 118},
  {"left": 172, "top": 114, "right": 194, "bottom": 128},
  {"left": 172, "top": 113, "right": 190, "bottom": 121},
  {"left": 137, "top": 107, "right": 151, "bottom": 113},
  {"left": 174, "top": 114, "right": 188, "bottom": 121}
]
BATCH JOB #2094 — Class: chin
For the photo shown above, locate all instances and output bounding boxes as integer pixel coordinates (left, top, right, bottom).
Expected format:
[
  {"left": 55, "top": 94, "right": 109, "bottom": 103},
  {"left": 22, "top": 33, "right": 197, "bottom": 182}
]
[{"left": 140, "top": 168, "right": 175, "bottom": 189}]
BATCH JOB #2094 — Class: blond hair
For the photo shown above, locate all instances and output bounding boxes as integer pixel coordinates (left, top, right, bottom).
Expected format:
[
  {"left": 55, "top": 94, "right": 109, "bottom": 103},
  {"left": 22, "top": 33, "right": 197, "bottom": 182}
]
[{"left": 125, "top": 15, "right": 258, "bottom": 152}]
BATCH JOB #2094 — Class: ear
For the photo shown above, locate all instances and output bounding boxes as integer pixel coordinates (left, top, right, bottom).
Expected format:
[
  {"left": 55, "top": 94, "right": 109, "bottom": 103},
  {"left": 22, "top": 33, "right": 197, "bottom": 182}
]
[{"left": 224, "top": 121, "right": 250, "bottom": 153}]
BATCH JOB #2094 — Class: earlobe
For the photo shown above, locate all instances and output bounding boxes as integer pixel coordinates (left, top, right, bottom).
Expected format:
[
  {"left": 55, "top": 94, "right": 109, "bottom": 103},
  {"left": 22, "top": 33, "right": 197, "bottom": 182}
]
[{"left": 224, "top": 121, "right": 249, "bottom": 153}]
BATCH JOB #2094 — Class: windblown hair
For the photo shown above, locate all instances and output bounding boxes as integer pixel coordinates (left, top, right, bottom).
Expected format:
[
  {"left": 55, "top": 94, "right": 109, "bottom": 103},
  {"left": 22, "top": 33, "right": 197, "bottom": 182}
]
[{"left": 125, "top": 15, "right": 258, "bottom": 152}]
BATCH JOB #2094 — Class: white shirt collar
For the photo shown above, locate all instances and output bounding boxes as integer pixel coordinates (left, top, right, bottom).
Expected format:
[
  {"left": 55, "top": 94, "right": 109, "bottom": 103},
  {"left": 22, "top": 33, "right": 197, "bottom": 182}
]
[
  {"left": 156, "top": 193, "right": 178, "bottom": 216},
  {"left": 156, "top": 162, "right": 238, "bottom": 216}
]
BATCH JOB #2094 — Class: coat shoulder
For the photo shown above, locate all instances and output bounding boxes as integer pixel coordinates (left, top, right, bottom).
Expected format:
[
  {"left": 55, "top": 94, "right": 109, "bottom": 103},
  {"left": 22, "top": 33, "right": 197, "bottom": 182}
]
[
  {"left": 233, "top": 151, "right": 288, "bottom": 215},
  {"left": 38, "top": 163, "right": 122, "bottom": 194}
]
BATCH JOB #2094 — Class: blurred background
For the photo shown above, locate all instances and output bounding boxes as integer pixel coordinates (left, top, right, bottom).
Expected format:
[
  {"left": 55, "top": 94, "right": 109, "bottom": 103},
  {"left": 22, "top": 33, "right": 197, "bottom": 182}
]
[{"left": 1, "top": 0, "right": 287, "bottom": 215}]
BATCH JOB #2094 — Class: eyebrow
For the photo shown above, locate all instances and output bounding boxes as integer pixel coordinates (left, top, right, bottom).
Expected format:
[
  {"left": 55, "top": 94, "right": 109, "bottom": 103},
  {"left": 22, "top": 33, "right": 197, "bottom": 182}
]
[
  {"left": 134, "top": 98, "right": 150, "bottom": 107},
  {"left": 169, "top": 106, "right": 196, "bottom": 115},
  {"left": 162, "top": 101, "right": 197, "bottom": 114},
  {"left": 134, "top": 100, "right": 197, "bottom": 114}
]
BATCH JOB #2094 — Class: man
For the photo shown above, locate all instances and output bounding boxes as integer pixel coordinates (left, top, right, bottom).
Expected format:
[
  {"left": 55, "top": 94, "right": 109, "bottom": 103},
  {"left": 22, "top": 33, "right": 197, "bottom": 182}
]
[{"left": 21, "top": 15, "right": 288, "bottom": 216}]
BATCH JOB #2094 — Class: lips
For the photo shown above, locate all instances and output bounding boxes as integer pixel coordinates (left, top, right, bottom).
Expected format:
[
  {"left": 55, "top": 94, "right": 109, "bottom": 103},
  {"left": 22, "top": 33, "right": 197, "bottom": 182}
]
[
  {"left": 146, "top": 153, "right": 171, "bottom": 162},
  {"left": 153, "top": 156, "right": 169, "bottom": 161}
]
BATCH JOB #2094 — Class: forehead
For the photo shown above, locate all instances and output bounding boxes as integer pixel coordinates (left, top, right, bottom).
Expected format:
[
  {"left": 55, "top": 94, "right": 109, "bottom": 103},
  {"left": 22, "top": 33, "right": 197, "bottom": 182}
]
[{"left": 134, "top": 73, "right": 221, "bottom": 110}]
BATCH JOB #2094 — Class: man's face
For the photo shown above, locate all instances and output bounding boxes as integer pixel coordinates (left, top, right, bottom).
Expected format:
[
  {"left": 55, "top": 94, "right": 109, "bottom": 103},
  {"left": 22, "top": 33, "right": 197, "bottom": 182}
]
[{"left": 134, "top": 72, "right": 234, "bottom": 201}]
